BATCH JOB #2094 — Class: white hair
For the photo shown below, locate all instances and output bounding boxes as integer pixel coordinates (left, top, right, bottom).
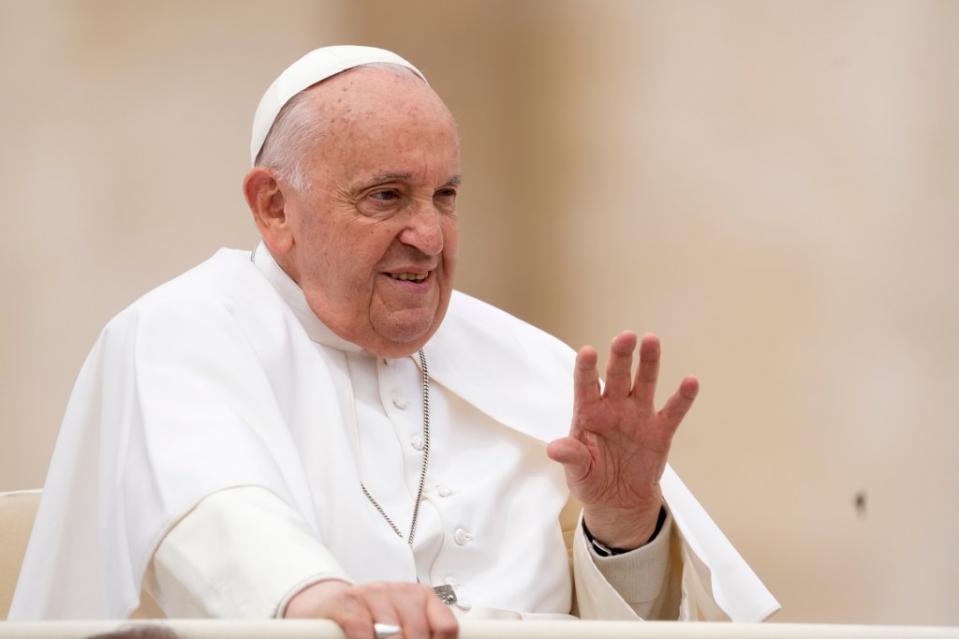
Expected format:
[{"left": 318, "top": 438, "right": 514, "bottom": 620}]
[{"left": 254, "top": 62, "right": 421, "bottom": 192}]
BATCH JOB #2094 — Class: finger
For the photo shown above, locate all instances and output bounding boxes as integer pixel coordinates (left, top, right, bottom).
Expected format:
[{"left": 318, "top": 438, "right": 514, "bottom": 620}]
[
  {"left": 358, "top": 583, "right": 401, "bottom": 639},
  {"left": 331, "top": 597, "right": 375, "bottom": 639},
  {"left": 603, "top": 331, "right": 637, "bottom": 399},
  {"left": 546, "top": 436, "right": 592, "bottom": 483},
  {"left": 392, "top": 585, "right": 433, "bottom": 639},
  {"left": 573, "top": 345, "right": 601, "bottom": 412},
  {"left": 658, "top": 375, "right": 700, "bottom": 433},
  {"left": 632, "top": 333, "right": 661, "bottom": 406},
  {"left": 425, "top": 591, "right": 459, "bottom": 639}
]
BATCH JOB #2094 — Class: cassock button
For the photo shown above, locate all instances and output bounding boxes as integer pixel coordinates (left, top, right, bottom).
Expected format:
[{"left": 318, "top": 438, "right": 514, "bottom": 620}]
[
  {"left": 411, "top": 436, "right": 425, "bottom": 451},
  {"left": 437, "top": 485, "right": 453, "bottom": 498},
  {"left": 453, "top": 528, "right": 473, "bottom": 545},
  {"left": 392, "top": 396, "right": 408, "bottom": 410}
]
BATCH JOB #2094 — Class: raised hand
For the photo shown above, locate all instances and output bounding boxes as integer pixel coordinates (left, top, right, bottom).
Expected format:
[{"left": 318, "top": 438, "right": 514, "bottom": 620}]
[{"left": 547, "top": 331, "right": 699, "bottom": 549}]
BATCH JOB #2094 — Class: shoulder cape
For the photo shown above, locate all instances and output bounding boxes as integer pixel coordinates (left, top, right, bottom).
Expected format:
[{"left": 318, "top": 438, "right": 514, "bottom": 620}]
[{"left": 9, "top": 249, "right": 778, "bottom": 621}]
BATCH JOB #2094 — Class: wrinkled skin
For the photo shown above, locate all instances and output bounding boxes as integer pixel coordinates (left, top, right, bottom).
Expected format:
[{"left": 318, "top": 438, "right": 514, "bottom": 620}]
[
  {"left": 246, "top": 66, "right": 461, "bottom": 359},
  {"left": 547, "top": 332, "right": 699, "bottom": 549}
]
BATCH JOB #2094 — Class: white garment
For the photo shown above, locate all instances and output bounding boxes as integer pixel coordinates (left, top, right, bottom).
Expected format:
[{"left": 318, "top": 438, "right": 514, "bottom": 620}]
[
  {"left": 144, "top": 486, "right": 675, "bottom": 620},
  {"left": 9, "top": 247, "right": 779, "bottom": 621},
  {"left": 142, "top": 245, "right": 676, "bottom": 619},
  {"left": 144, "top": 487, "right": 350, "bottom": 619}
]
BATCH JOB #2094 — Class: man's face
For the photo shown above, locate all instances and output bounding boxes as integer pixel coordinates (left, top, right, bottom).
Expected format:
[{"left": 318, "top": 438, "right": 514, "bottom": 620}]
[{"left": 278, "top": 67, "right": 461, "bottom": 358}]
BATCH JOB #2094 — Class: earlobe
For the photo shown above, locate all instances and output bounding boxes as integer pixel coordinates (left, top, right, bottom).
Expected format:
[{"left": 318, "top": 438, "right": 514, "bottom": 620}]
[{"left": 244, "top": 168, "right": 294, "bottom": 254}]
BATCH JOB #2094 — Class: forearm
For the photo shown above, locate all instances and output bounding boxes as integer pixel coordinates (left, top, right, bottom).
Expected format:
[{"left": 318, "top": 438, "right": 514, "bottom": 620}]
[{"left": 144, "top": 486, "right": 350, "bottom": 618}]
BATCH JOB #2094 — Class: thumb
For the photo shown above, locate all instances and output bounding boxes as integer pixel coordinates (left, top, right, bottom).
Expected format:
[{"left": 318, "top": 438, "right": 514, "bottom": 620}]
[{"left": 547, "top": 437, "right": 591, "bottom": 480}]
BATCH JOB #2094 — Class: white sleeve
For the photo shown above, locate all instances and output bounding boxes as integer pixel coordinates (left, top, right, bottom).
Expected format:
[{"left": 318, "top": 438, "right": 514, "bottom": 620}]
[
  {"left": 573, "top": 511, "right": 677, "bottom": 620},
  {"left": 142, "top": 486, "right": 351, "bottom": 618}
]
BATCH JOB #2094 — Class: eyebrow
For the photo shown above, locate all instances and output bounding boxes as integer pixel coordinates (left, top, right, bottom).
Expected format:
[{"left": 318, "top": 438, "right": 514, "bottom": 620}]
[
  {"left": 356, "top": 174, "right": 463, "bottom": 189},
  {"left": 366, "top": 173, "right": 411, "bottom": 185}
]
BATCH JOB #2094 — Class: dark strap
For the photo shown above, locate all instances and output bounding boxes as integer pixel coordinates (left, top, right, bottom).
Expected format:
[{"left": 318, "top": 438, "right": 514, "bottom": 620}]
[{"left": 582, "top": 506, "right": 667, "bottom": 556}]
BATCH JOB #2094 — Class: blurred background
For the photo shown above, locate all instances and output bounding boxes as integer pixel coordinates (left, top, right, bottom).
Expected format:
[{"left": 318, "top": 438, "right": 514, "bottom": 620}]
[{"left": 1, "top": 0, "right": 957, "bottom": 626}]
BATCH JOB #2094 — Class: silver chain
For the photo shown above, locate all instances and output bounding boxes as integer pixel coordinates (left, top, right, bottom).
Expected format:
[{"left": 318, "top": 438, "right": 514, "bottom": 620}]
[{"left": 360, "top": 349, "right": 430, "bottom": 546}]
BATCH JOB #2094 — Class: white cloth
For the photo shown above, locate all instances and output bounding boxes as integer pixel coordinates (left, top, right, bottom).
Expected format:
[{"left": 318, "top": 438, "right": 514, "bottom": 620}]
[
  {"left": 143, "top": 487, "right": 351, "bottom": 619},
  {"left": 141, "top": 245, "right": 675, "bottom": 619},
  {"left": 251, "top": 244, "right": 569, "bottom": 607},
  {"left": 9, "top": 247, "right": 779, "bottom": 621},
  {"left": 143, "top": 486, "right": 674, "bottom": 620}
]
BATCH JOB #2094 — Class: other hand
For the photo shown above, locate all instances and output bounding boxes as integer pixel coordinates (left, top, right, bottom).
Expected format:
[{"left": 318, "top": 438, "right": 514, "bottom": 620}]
[
  {"left": 284, "top": 579, "right": 458, "bottom": 639},
  {"left": 547, "top": 332, "right": 698, "bottom": 549}
]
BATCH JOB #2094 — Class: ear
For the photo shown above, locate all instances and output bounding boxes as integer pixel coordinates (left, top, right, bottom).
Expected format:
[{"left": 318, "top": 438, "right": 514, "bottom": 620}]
[{"left": 243, "top": 167, "right": 294, "bottom": 256}]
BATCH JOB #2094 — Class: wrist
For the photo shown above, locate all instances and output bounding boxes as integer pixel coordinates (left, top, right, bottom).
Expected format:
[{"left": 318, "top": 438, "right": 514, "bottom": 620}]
[
  {"left": 283, "top": 578, "right": 351, "bottom": 618},
  {"left": 582, "top": 499, "right": 664, "bottom": 550},
  {"left": 583, "top": 506, "right": 667, "bottom": 555}
]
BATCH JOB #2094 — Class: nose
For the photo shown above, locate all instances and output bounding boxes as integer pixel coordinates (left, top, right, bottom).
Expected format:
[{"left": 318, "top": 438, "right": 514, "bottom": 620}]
[{"left": 398, "top": 198, "right": 444, "bottom": 257}]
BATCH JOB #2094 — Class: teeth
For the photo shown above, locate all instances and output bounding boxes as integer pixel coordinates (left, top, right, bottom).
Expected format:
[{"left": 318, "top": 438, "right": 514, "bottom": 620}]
[{"left": 391, "top": 272, "right": 428, "bottom": 282}]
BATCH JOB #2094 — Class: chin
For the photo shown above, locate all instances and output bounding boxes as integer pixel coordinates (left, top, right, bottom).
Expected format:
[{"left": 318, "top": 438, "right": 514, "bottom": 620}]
[
  {"left": 370, "top": 309, "right": 446, "bottom": 357},
  {"left": 379, "top": 324, "right": 434, "bottom": 353}
]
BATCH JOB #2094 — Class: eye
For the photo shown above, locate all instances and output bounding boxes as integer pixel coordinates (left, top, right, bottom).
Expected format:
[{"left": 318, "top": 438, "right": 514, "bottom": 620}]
[
  {"left": 370, "top": 189, "right": 401, "bottom": 202},
  {"left": 356, "top": 187, "right": 406, "bottom": 218},
  {"left": 434, "top": 187, "right": 457, "bottom": 200}
]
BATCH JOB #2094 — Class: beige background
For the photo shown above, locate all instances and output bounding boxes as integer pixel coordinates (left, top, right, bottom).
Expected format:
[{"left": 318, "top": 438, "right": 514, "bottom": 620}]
[{"left": 1, "top": 0, "right": 957, "bottom": 626}]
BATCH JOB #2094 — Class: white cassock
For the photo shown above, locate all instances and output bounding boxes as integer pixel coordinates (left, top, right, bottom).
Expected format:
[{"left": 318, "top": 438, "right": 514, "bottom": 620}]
[{"left": 9, "top": 246, "right": 779, "bottom": 622}]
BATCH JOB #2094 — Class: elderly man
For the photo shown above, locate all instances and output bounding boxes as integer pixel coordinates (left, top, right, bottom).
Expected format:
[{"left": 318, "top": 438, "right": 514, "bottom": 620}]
[{"left": 11, "top": 46, "right": 777, "bottom": 635}]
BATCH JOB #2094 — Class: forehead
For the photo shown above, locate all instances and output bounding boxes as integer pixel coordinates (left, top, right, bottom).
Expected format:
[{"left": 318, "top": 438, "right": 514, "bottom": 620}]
[
  {"left": 305, "top": 67, "right": 460, "bottom": 181},
  {"left": 318, "top": 65, "right": 447, "bottom": 117}
]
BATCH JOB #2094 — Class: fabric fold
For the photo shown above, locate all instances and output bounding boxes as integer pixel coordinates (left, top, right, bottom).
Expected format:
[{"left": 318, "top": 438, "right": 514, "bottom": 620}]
[{"left": 10, "top": 248, "right": 778, "bottom": 622}]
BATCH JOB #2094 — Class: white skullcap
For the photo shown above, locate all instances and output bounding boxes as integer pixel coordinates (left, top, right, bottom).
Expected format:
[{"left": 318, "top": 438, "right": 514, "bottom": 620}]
[{"left": 249, "top": 45, "right": 427, "bottom": 165}]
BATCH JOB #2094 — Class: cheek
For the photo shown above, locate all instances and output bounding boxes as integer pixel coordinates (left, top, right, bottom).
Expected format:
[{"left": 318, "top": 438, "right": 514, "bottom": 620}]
[
  {"left": 346, "top": 231, "right": 400, "bottom": 289},
  {"left": 443, "top": 221, "right": 460, "bottom": 263},
  {"left": 299, "top": 215, "right": 374, "bottom": 284}
]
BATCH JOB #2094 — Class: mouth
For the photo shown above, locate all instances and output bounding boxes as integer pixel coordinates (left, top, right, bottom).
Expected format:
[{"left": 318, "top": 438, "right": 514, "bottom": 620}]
[
  {"left": 381, "top": 269, "right": 436, "bottom": 294},
  {"left": 387, "top": 271, "right": 431, "bottom": 282}
]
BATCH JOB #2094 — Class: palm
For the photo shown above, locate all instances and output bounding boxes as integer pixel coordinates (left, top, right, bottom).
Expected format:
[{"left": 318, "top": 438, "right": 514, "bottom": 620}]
[{"left": 547, "top": 332, "right": 699, "bottom": 546}]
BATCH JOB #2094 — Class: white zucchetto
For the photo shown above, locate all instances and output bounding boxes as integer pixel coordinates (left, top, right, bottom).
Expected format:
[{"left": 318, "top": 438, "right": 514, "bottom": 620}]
[{"left": 249, "top": 45, "right": 427, "bottom": 165}]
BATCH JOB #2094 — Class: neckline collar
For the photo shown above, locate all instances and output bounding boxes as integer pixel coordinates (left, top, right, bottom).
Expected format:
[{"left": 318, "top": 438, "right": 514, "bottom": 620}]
[{"left": 252, "top": 242, "right": 364, "bottom": 353}]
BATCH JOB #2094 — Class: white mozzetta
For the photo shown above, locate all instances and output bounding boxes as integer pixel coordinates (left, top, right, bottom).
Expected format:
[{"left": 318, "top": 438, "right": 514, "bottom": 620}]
[
  {"left": 147, "top": 246, "right": 673, "bottom": 619},
  {"left": 9, "top": 247, "right": 778, "bottom": 621}
]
